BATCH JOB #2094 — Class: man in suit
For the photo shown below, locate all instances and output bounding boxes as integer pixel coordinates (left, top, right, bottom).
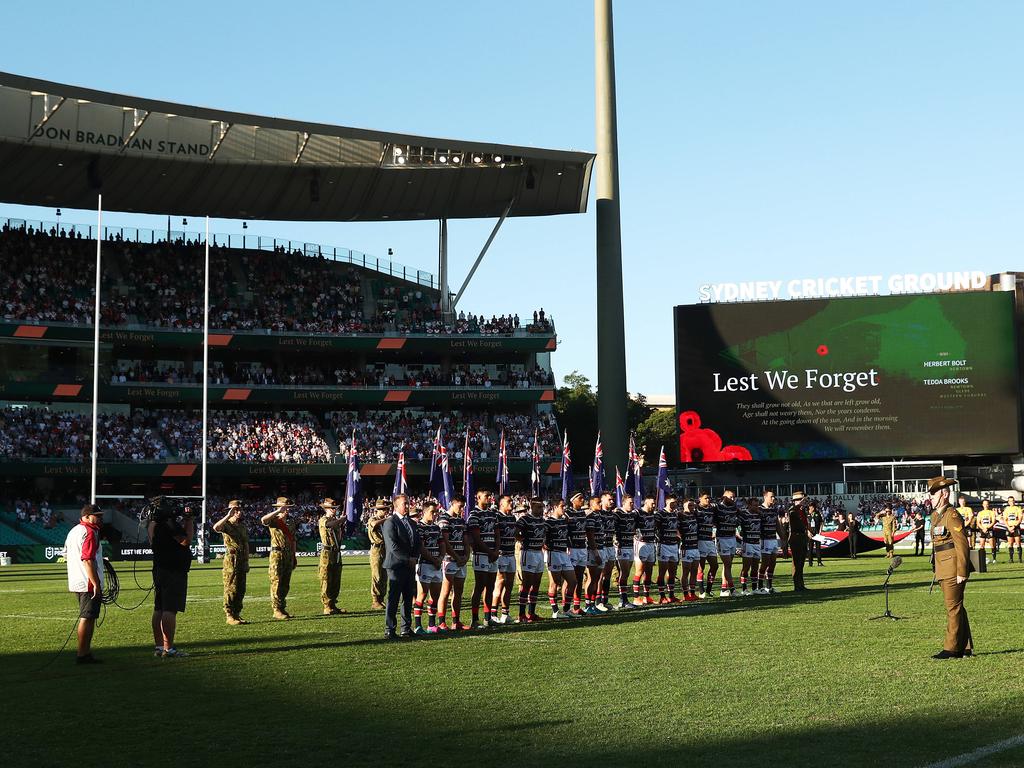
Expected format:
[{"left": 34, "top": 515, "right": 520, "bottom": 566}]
[
  {"left": 382, "top": 494, "right": 420, "bottom": 640},
  {"left": 788, "top": 491, "right": 810, "bottom": 591},
  {"left": 928, "top": 476, "right": 973, "bottom": 659}
]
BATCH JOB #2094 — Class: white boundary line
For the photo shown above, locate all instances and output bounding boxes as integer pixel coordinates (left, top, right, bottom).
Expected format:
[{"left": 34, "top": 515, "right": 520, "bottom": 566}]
[{"left": 919, "top": 734, "right": 1024, "bottom": 768}]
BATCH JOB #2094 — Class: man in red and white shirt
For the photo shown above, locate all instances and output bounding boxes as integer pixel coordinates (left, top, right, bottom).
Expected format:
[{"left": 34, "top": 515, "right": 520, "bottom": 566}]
[{"left": 65, "top": 504, "right": 104, "bottom": 664}]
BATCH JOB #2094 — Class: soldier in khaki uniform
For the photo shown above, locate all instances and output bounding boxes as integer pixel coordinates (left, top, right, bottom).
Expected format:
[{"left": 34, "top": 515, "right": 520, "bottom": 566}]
[
  {"left": 318, "top": 498, "right": 345, "bottom": 615},
  {"left": 876, "top": 505, "right": 898, "bottom": 558},
  {"left": 366, "top": 500, "right": 389, "bottom": 610},
  {"left": 928, "top": 476, "right": 973, "bottom": 659},
  {"left": 213, "top": 500, "right": 250, "bottom": 625},
  {"left": 260, "top": 497, "right": 297, "bottom": 620}
]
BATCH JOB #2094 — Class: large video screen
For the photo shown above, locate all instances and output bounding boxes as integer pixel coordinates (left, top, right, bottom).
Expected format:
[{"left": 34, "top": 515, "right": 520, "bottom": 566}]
[{"left": 674, "top": 292, "right": 1020, "bottom": 461}]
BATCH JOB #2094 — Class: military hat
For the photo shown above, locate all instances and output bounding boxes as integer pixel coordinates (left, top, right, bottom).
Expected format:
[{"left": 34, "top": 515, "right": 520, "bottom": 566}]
[
  {"left": 320, "top": 498, "right": 341, "bottom": 510},
  {"left": 227, "top": 499, "right": 243, "bottom": 510},
  {"left": 374, "top": 499, "right": 389, "bottom": 511},
  {"left": 272, "top": 496, "right": 295, "bottom": 509},
  {"left": 927, "top": 476, "right": 957, "bottom": 494},
  {"left": 791, "top": 490, "right": 806, "bottom": 501}
]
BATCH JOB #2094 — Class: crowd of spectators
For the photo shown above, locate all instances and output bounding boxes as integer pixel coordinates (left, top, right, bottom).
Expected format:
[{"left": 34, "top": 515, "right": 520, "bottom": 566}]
[
  {"left": 0, "top": 407, "right": 92, "bottom": 459},
  {"left": 206, "top": 410, "right": 333, "bottom": 463},
  {"left": 10, "top": 497, "right": 63, "bottom": 530},
  {"left": 0, "top": 224, "right": 95, "bottom": 324},
  {"left": 493, "top": 412, "right": 560, "bottom": 457}
]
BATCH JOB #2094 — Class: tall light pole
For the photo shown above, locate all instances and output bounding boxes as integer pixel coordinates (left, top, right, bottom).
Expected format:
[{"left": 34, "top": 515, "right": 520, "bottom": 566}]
[{"left": 595, "top": 0, "right": 628, "bottom": 474}]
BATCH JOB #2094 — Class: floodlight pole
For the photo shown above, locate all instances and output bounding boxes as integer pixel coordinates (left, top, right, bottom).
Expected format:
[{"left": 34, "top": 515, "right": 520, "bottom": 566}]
[
  {"left": 90, "top": 195, "right": 102, "bottom": 504},
  {"left": 199, "top": 216, "right": 211, "bottom": 563},
  {"left": 439, "top": 218, "right": 451, "bottom": 317},
  {"left": 595, "top": 0, "right": 628, "bottom": 473}
]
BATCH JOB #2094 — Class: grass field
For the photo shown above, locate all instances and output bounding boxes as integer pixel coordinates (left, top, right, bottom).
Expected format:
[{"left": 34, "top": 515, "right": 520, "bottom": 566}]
[{"left": 2, "top": 553, "right": 1023, "bottom": 768}]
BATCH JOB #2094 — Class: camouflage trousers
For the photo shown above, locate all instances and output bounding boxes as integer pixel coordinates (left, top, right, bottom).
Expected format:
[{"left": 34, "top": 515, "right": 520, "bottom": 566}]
[
  {"left": 269, "top": 553, "right": 295, "bottom": 612},
  {"left": 222, "top": 553, "right": 248, "bottom": 617},
  {"left": 319, "top": 550, "right": 342, "bottom": 609}
]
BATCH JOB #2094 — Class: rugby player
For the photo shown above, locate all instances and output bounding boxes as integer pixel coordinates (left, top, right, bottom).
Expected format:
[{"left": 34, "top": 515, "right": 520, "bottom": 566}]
[
  {"left": 976, "top": 499, "right": 996, "bottom": 564},
  {"left": 491, "top": 494, "right": 519, "bottom": 624},
  {"left": 737, "top": 498, "right": 761, "bottom": 596},
  {"left": 437, "top": 496, "right": 469, "bottom": 631},
  {"left": 516, "top": 499, "right": 548, "bottom": 623},
  {"left": 1002, "top": 496, "right": 1021, "bottom": 563},
  {"left": 544, "top": 499, "right": 577, "bottom": 618},
  {"left": 757, "top": 489, "right": 780, "bottom": 594},
  {"left": 466, "top": 488, "right": 499, "bottom": 629},
  {"left": 613, "top": 494, "right": 639, "bottom": 608},
  {"left": 413, "top": 501, "right": 444, "bottom": 634},
  {"left": 715, "top": 490, "right": 740, "bottom": 596},
  {"left": 583, "top": 495, "right": 605, "bottom": 614},
  {"left": 633, "top": 495, "right": 658, "bottom": 604},
  {"left": 957, "top": 495, "right": 976, "bottom": 549},
  {"left": 678, "top": 499, "right": 700, "bottom": 601},
  {"left": 566, "top": 492, "right": 595, "bottom": 615},
  {"left": 695, "top": 491, "right": 718, "bottom": 599},
  {"left": 654, "top": 495, "right": 681, "bottom": 603},
  {"left": 597, "top": 492, "right": 618, "bottom": 611}
]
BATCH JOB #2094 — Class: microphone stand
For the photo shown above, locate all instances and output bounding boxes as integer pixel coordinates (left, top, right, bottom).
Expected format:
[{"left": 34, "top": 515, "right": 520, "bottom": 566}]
[{"left": 870, "top": 563, "right": 901, "bottom": 621}]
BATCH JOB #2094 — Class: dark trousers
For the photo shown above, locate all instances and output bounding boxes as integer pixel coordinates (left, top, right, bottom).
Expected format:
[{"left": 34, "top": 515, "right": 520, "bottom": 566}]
[
  {"left": 914, "top": 534, "right": 926, "bottom": 556},
  {"left": 790, "top": 542, "right": 807, "bottom": 589},
  {"left": 848, "top": 532, "right": 858, "bottom": 558},
  {"left": 809, "top": 539, "right": 822, "bottom": 563},
  {"left": 385, "top": 564, "right": 415, "bottom": 634}
]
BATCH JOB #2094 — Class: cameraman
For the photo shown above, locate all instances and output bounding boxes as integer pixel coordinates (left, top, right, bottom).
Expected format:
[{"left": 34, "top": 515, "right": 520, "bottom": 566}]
[{"left": 148, "top": 499, "right": 194, "bottom": 658}]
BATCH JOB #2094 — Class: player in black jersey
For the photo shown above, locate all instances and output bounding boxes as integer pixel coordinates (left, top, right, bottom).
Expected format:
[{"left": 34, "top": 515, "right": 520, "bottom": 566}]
[
  {"left": 583, "top": 495, "right": 605, "bottom": 614},
  {"left": 491, "top": 495, "right": 519, "bottom": 624},
  {"left": 466, "top": 489, "right": 500, "bottom": 629},
  {"left": 695, "top": 492, "right": 718, "bottom": 599},
  {"left": 566, "top": 492, "right": 596, "bottom": 616},
  {"left": 655, "top": 495, "right": 682, "bottom": 603},
  {"left": 757, "top": 489, "right": 780, "bottom": 594},
  {"left": 633, "top": 495, "right": 659, "bottom": 605},
  {"left": 437, "top": 496, "right": 469, "bottom": 631},
  {"left": 613, "top": 495, "right": 640, "bottom": 609},
  {"left": 544, "top": 499, "right": 576, "bottom": 618},
  {"left": 597, "top": 492, "right": 618, "bottom": 611},
  {"left": 678, "top": 500, "right": 700, "bottom": 601},
  {"left": 413, "top": 501, "right": 444, "bottom": 634},
  {"left": 516, "top": 499, "right": 548, "bottom": 623},
  {"left": 714, "top": 490, "right": 740, "bottom": 597},
  {"left": 737, "top": 501, "right": 762, "bottom": 596}
]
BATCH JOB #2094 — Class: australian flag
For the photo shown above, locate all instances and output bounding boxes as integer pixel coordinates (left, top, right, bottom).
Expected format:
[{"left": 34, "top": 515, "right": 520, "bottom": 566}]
[
  {"left": 624, "top": 432, "right": 642, "bottom": 508},
  {"left": 559, "top": 430, "right": 572, "bottom": 502},
  {"left": 614, "top": 465, "right": 625, "bottom": 508},
  {"left": 462, "top": 430, "right": 475, "bottom": 519},
  {"left": 392, "top": 450, "right": 407, "bottom": 500},
  {"left": 495, "top": 429, "right": 509, "bottom": 497},
  {"left": 429, "top": 427, "right": 454, "bottom": 511},
  {"left": 530, "top": 429, "right": 541, "bottom": 498},
  {"left": 590, "top": 431, "right": 604, "bottom": 496},
  {"left": 344, "top": 429, "right": 361, "bottom": 527},
  {"left": 655, "top": 445, "right": 671, "bottom": 510}
]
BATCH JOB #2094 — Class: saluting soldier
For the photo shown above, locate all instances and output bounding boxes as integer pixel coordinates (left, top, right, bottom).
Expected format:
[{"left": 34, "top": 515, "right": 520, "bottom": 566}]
[
  {"left": 318, "top": 498, "right": 345, "bottom": 615},
  {"left": 366, "top": 500, "right": 389, "bottom": 610},
  {"left": 877, "top": 505, "right": 898, "bottom": 558},
  {"left": 260, "top": 497, "right": 297, "bottom": 620},
  {"left": 213, "top": 499, "right": 250, "bottom": 625},
  {"left": 927, "top": 476, "right": 973, "bottom": 659}
]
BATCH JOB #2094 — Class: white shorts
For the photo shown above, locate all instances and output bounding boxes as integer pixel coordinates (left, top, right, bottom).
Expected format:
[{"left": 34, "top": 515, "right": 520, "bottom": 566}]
[
  {"left": 761, "top": 538, "right": 779, "bottom": 555},
  {"left": 615, "top": 546, "right": 635, "bottom": 562},
  {"left": 742, "top": 542, "right": 762, "bottom": 559},
  {"left": 635, "top": 543, "right": 657, "bottom": 564},
  {"left": 546, "top": 550, "right": 574, "bottom": 573},
  {"left": 520, "top": 549, "right": 545, "bottom": 574},
  {"left": 472, "top": 552, "right": 498, "bottom": 573},
  {"left": 682, "top": 547, "right": 700, "bottom": 564},
  {"left": 443, "top": 560, "right": 467, "bottom": 579},
  {"left": 698, "top": 540, "right": 718, "bottom": 558},
  {"left": 496, "top": 554, "right": 517, "bottom": 573},
  {"left": 602, "top": 546, "right": 617, "bottom": 564},
  {"left": 570, "top": 547, "right": 589, "bottom": 568},
  {"left": 587, "top": 548, "right": 605, "bottom": 568},
  {"left": 658, "top": 543, "right": 680, "bottom": 563},
  {"left": 416, "top": 562, "right": 443, "bottom": 584},
  {"left": 717, "top": 536, "right": 738, "bottom": 557}
]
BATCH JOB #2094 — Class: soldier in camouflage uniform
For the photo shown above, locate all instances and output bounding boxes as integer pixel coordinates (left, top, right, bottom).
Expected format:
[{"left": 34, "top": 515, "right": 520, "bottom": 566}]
[
  {"left": 318, "top": 498, "right": 345, "bottom": 614},
  {"left": 212, "top": 499, "right": 250, "bottom": 625},
  {"left": 260, "top": 497, "right": 297, "bottom": 620},
  {"left": 366, "top": 499, "right": 389, "bottom": 609}
]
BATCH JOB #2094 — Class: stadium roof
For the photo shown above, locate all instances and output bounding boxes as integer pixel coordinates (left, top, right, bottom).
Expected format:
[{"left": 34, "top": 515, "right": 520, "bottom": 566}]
[{"left": 0, "top": 72, "right": 595, "bottom": 222}]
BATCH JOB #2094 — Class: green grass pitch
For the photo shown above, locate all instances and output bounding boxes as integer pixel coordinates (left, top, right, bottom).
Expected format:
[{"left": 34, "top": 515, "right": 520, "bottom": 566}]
[{"left": 1, "top": 553, "right": 1022, "bottom": 768}]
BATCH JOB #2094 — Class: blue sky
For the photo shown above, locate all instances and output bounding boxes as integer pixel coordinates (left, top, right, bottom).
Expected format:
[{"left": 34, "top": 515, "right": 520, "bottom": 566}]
[{"left": 2, "top": 1, "right": 1022, "bottom": 397}]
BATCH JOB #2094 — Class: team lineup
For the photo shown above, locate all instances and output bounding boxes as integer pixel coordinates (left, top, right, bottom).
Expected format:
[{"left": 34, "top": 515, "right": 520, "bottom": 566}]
[{"left": 212, "top": 487, "right": 811, "bottom": 634}]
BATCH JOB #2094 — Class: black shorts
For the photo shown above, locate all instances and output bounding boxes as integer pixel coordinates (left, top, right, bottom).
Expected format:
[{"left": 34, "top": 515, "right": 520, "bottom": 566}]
[
  {"left": 77, "top": 591, "right": 101, "bottom": 620},
  {"left": 153, "top": 567, "right": 188, "bottom": 613}
]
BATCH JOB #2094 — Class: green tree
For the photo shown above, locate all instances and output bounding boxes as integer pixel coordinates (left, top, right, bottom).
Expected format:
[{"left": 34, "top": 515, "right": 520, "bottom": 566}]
[{"left": 635, "top": 408, "right": 679, "bottom": 466}]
